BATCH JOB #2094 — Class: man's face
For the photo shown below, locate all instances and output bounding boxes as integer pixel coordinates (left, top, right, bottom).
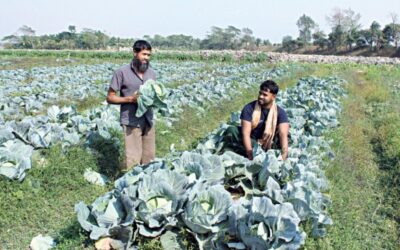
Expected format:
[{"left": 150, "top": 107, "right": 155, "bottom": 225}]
[
  {"left": 257, "top": 89, "right": 276, "bottom": 106},
  {"left": 133, "top": 49, "right": 151, "bottom": 72}
]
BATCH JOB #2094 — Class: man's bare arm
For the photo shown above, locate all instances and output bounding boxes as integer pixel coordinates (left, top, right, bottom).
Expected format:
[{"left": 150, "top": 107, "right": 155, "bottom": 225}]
[
  {"left": 278, "top": 122, "right": 289, "bottom": 160},
  {"left": 106, "top": 88, "right": 139, "bottom": 104},
  {"left": 241, "top": 120, "right": 253, "bottom": 160}
]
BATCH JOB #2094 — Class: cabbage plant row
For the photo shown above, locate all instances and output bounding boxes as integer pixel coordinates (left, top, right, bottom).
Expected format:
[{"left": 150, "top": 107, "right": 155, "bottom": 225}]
[
  {"left": 0, "top": 63, "right": 295, "bottom": 181},
  {"left": 0, "top": 62, "right": 278, "bottom": 122},
  {"left": 0, "top": 63, "right": 114, "bottom": 121},
  {"left": 74, "top": 76, "right": 346, "bottom": 249},
  {"left": 0, "top": 61, "right": 200, "bottom": 120},
  {"left": 161, "top": 66, "right": 292, "bottom": 126}
]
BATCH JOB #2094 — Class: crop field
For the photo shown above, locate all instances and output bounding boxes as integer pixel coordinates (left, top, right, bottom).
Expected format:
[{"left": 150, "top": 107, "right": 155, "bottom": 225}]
[{"left": 0, "top": 52, "right": 399, "bottom": 250}]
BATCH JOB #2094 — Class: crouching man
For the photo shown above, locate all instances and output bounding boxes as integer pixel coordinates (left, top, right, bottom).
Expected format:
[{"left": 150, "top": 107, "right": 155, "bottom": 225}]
[{"left": 223, "top": 80, "right": 290, "bottom": 160}]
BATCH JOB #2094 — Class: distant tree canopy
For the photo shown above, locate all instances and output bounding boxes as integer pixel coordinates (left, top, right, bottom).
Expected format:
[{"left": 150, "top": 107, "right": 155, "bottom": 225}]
[
  {"left": 140, "top": 26, "right": 271, "bottom": 50},
  {"left": 1, "top": 25, "right": 270, "bottom": 51},
  {"left": 301, "top": 8, "right": 399, "bottom": 52},
  {"left": 2, "top": 10, "right": 400, "bottom": 53},
  {"left": 1, "top": 26, "right": 137, "bottom": 50},
  {"left": 296, "top": 14, "right": 317, "bottom": 45}
]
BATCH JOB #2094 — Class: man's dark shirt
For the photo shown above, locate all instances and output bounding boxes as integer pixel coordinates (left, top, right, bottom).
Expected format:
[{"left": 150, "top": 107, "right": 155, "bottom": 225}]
[{"left": 240, "top": 100, "right": 289, "bottom": 139}]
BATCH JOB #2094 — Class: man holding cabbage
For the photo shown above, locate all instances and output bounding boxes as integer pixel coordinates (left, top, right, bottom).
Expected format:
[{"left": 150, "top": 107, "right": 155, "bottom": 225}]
[{"left": 106, "top": 40, "right": 157, "bottom": 171}]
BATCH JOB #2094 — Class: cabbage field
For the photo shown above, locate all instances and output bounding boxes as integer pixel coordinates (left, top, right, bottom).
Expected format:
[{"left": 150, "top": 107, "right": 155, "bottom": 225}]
[
  {"left": 0, "top": 62, "right": 294, "bottom": 181},
  {"left": 75, "top": 76, "right": 344, "bottom": 249},
  {"left": 0, "top": 55, "right": 399, "bottom": 250}
]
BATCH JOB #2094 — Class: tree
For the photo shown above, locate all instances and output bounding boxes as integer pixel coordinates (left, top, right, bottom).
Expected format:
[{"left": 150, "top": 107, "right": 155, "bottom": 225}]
[
  {"left": 12, "top": 25, "right": 37, "bottom": 48},
  {"left": 240, "top": 27, "right": 257, "bottom": 50},
  {"left": 356, "top": 29, "right": 372, "bottom": 48},
  {"left": 78, "top": 28, "right": 98, "bottom": 49},
  {"left": 262, "top": 39, "right": 271, "bottom": 46},
  {"left": 370, "top": 21, "right": 383, "bottom": 51},
  {"left": 389, "top": 13, "right": 400, "bottom": 47},
  {"left": 168, "top": 34, "right": 194, "bottom": 48},
  {"left": 281, "top": 36, "right": 297, "bottom": 52},
  {"left": 56, "top": 31, "right": 74, "bottom": 42},
  {"left": 326, "top": 8, "right": 361, "bottom": 50},
  {"left": 1, "top": 24, "right": 266, "bottom": 51},
  {"left": 383, "top": 25, "right": 393, "bottom": 46},
  {"left": 328, "top": 25, "right": 345, "bottom": 51},
  {"left": 326, "top": 8, "right": 361, "bottom": 32},
  {"left": 225, "top": 26, "right": 242, "bottom": 49},
  {"left": 95, "top": 30, "right": 109, "bottom": 49},
  {"left": 201, "top": 26, "right": 248, "bottom": 50},
  {"left": 312, "top": 30, "right": 328, "bottom": 49},
  {"left": 1, "top": 35, "right": 20, "bottom": 48},
  {"left": 151, "top": 34, "right": 167, "bottom": 47},
  {"left": 68, "top": 25, "right": 76, "bottom": 34},
  {"left": 346, "top": 28, "right": 360, "bottom": 50},
  {"left": 383, "top": 24, "right": 400, "bottom": 47},
  {"left": 17, "top": 25, "right": 35, "bottom": 36},
  {"left": 296, "top": 14, "right": 317, "bottom": 45},
  {"left": 255, "top": 38, "right": 262, "bottom": 47}
]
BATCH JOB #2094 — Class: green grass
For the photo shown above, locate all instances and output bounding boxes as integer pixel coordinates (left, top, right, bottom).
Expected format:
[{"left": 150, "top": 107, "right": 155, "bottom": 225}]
[
  {"left": 365, "top": 65, "right": 400, "bottom": 235},
  {"left": 0, "top": 146, "right": 109, "bottom": 249},
  {"left": 304, "top": 65, "right": 400, "bottom": 250}
]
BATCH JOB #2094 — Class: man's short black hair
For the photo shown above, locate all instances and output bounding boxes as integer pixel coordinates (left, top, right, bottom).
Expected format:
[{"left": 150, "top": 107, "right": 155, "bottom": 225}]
[
  {"left": 133, "top": 40, "right": 152, "bottom": 53},
  {"left": 260, "top": 80, "right": 279, "bottom": 95}
]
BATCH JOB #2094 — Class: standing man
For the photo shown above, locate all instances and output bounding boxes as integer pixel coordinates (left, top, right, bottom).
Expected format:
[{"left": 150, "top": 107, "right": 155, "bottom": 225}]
[
  {"left": 223, "top": 80, "right": 290, "bottom": 160},
  {"left": 106, "top": 40, "right": 157, "bottom": 171}
]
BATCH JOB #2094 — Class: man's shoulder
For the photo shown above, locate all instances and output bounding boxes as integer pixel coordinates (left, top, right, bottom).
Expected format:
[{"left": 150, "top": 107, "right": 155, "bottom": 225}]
[
  {"left": 277, "top": 105, "right": 289, "bottom": 123},
  {"left": 277, "top": 105, "right": 286, "bottom": 112},
  {"left": 114, "top": 64, "right": 131, "bottom": 74},
  {"left": 243, "top": 100, "right": 257, "bottom": 111},
  {"left": 240, "top": 100, "right": 256, "bottom": 120},
  {"left": 121, "top": 64, "right": 132, "bottom": 72}
]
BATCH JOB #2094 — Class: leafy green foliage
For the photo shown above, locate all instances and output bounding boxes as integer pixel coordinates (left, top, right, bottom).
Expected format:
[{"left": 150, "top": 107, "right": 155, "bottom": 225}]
[
  {"left": 136, "top": 80, "right": 167, "bottom": 117},
  {"left": 75, "top": 76, "right": 345, "bottom": 249},
  {"left": 0, "top": 64, "right": 292, "bottom": 181}
]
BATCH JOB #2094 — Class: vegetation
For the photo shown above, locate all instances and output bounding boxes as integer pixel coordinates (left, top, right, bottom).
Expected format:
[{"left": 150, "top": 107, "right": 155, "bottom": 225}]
[
  {"left": 0, "top": 57, "right": 399, "bottom": 249},
  {"left": 2, "top": 9, "right": 399, "bottom": 57}
]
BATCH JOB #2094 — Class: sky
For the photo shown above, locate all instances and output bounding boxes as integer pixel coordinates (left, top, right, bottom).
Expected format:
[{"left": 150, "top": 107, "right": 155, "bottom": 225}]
[{"left": 1, "top": 0, "right": 399, "bottom": 43}]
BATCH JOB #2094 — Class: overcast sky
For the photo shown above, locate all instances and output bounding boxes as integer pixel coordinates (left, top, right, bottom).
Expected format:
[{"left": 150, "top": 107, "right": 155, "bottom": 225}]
[{"left": 1, "top": 0, "right": 399, "bottom": 43}]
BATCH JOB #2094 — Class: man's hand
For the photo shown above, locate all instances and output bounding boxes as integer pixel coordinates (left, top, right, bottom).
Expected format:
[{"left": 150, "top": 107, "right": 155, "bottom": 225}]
[
  {"left": 107, "top": 88, "right": 140, "bottom": 104},
  {"left": 125, "top": 91, "right": 139, "bottom": 103},
  {"left": 246, "top": 149, "right": 254, "bottom": 160}
]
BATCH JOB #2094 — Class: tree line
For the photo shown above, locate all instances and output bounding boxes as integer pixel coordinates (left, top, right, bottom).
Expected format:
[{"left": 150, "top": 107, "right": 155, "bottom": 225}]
[
  {"left": 1, "top": 8, "right": 399, "bottom": 53},
  {"left": 1, "top": 25, "right": 133, "bottom": 50},
  {"left": 1, "top": 25, "right": 270, "bottom": 51},
  {"left": 282, "top": 9, "right": 400, "bottom": 53}
]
